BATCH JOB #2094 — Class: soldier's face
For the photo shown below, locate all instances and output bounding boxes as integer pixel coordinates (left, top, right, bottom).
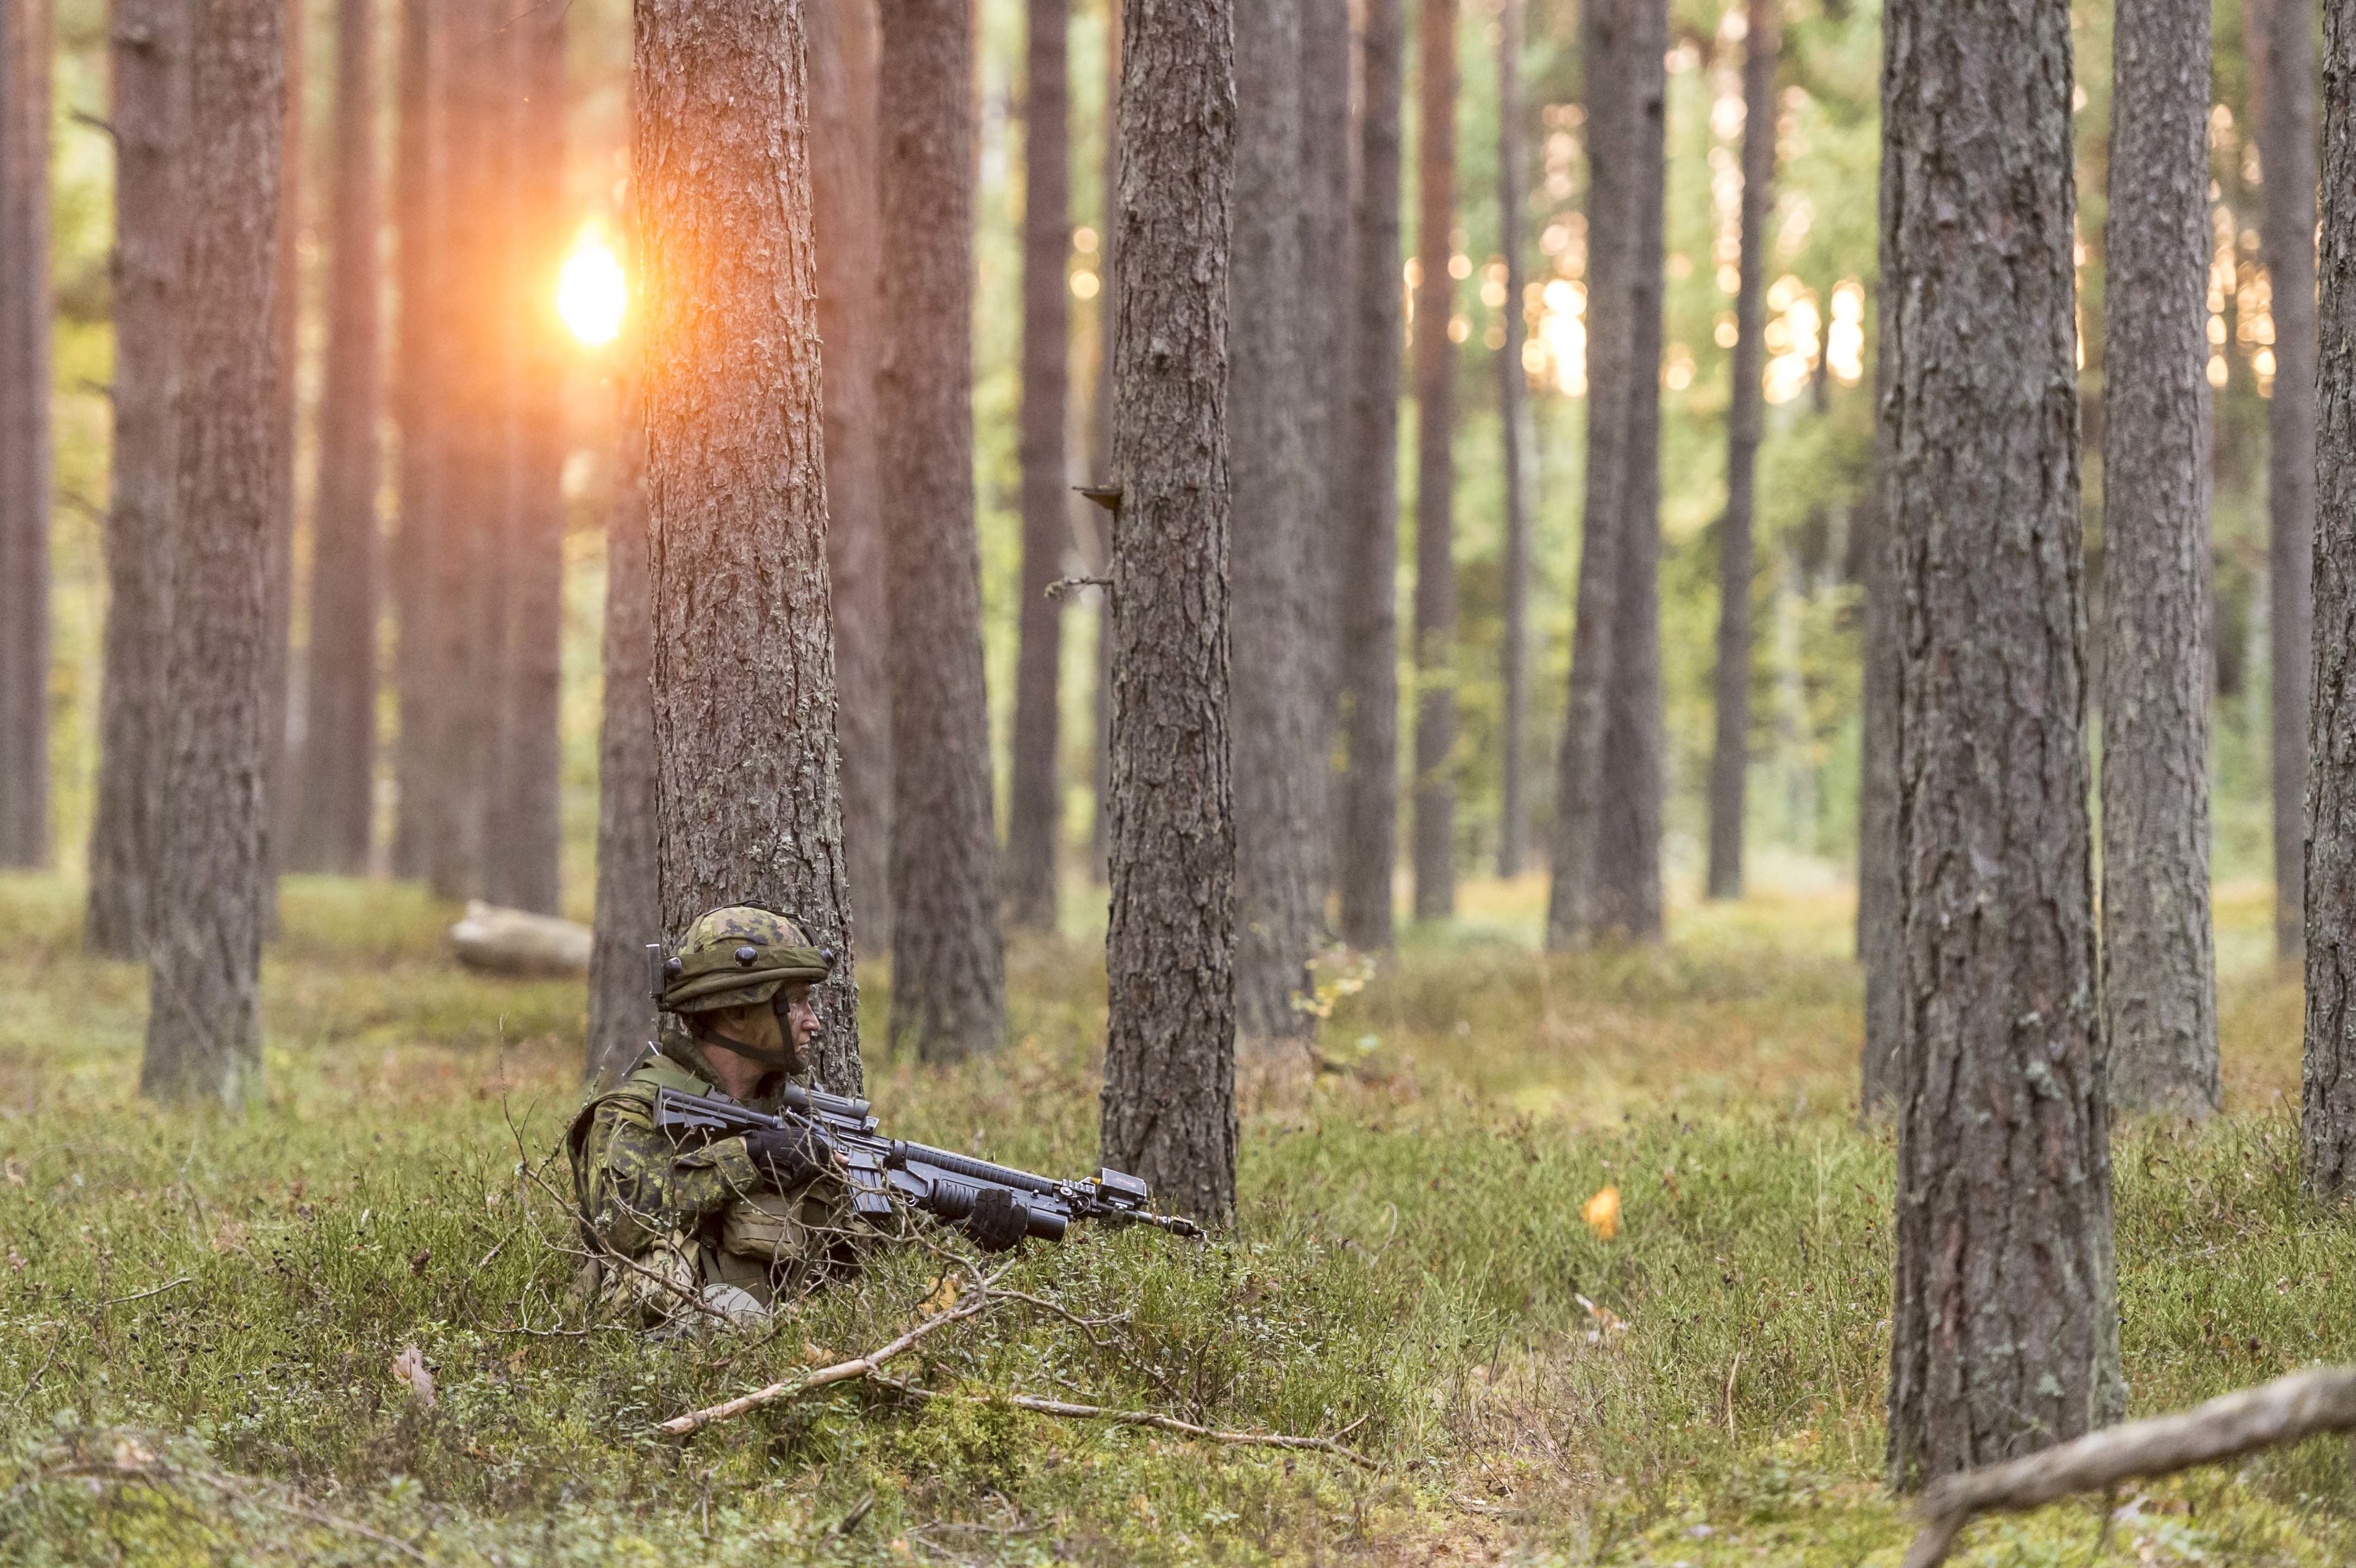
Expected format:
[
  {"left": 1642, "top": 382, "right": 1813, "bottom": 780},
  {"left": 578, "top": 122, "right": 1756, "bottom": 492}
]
[{"left": 780, "top": 985, "right": 820, "bottom": 1052}]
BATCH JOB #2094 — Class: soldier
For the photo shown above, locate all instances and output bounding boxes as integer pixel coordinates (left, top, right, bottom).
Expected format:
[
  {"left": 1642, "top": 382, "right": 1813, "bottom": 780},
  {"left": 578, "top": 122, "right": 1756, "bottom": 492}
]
[{"left": 567, "top": 904, "right": 1028, "bottom": 1330}]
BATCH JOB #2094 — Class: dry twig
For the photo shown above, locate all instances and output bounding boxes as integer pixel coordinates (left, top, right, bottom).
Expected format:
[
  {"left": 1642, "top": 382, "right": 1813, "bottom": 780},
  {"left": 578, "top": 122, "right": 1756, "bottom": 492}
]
[
  {"left": 657, "top": 1294, "right": 990, "bottom": 1435},
  {"left": 1903, "top": 1367, "right": 2356, "bottom": 1568}
]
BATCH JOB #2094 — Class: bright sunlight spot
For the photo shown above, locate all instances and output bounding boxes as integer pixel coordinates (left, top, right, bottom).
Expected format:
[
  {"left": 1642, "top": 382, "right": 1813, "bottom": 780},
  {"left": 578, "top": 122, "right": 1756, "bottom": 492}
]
[{"left": 558, "top": 228, "right": 627, "bottom": 347}]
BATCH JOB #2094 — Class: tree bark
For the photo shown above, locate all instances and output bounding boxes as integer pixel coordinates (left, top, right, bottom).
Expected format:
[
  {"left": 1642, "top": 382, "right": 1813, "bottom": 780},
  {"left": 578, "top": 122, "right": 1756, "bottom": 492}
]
[
  {"left": 484, "top": 0, "right": 565, "bottom": 915},
  {"left": 1089, "top": 0, "right": 1117, "bottom": 889},
  {"left": 259, "top": 0, "right": 299, "bottom": 914},
  {"left": 141, "top": 0, "right": 282, "bottom": 1105},
  {"left": 636, "top": 0, "right": 863, "bottom": 1095},
  {"left": 1099, "top": 0, "right": 1236, "bottom": 1223},
  {"left": 1880, "top": 0, "right": 2120, "bottom": 1486},
  {"left": 2100, "top": 0, "right": 2218, "bottom": 1116},
  {"left": 291, "top": 0, "right": 382, "bottom": 877},
  {"left": 588, "top": 369, "right": 656, "bottom": 1088},
  {"left": 1338, "top": 0, "right": 1403, "bottom": 951},
  {"left": 1410, "top": 0, "right": 1458, "bottom": 923},
  {"left": 879, "top": 0, "right": 1005, "bottom": 1063},
  {"left": 1007, "top": 0, "right": 1072, "bottom": 933},
  {"left": 389, "top": 0, "right": 441, "bottom": 883},
  {"left": 2264, "top": 0, "right": 2319, "bottom": 960},
  {"left": 1231, "top": 0, "right": 1321, "bottom": 1045},
  {"left": 807, "top": 0, "right": 890, "bottom": 955},
  {"left": 1301, "top": 0, "right": 1349, "bottom": 888},
  {"left": 0, "top": 0, "right": 52, "bottom": 869},
  {"left": 1858, "top": 432, "right": 1902, "bottom": 1113},
  {"left": 1495, "top": 0, "right": 1531, "bottom": 880},
  {"left": 86, "top": 0, "right": 187, "bottom": 951},
  {"left": 1591, "top": 0, "right": 1667, "bottom": 940},
  {"left": 1707, "top": 0, "right": 1776, "bottom": 902}
]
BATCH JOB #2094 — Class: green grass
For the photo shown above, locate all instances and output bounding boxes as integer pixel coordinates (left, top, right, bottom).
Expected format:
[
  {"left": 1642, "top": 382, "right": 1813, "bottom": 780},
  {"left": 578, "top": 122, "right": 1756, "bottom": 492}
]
[{"left": 1, "top": 870, "right": 2352, "bottom": 1565}]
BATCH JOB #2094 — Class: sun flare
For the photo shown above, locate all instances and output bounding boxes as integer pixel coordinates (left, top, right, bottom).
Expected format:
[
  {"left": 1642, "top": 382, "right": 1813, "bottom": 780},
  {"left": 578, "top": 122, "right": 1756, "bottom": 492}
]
[{"left": 558, "top": 232, "right": 627, "bottom": 347}]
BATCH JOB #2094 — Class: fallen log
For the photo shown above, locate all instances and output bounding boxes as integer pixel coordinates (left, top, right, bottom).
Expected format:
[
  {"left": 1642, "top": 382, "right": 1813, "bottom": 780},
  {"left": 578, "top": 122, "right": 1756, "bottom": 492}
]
[
  {"left": 1904, "top": 1367, "right": 2356, "bottom": 1568},
  {"left": 447, "top": 901, "right": 592, "bottom": 978}
]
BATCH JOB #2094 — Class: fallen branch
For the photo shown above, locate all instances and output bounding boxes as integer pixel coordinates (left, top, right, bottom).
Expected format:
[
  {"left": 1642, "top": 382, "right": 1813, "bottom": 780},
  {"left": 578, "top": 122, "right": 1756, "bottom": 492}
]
[
  {"left": 98, "top": 1275, "right": 193, "bottom": 1308},
  {"left": 870, "top": 1373, "right": 1378, "bottom": 1469},
  {"left": 656, "top": 1295, "right": 988, "bottom": 1435},
  {"left": 1903, "top": 1367, "right": 2356, "bottom": 1568}
]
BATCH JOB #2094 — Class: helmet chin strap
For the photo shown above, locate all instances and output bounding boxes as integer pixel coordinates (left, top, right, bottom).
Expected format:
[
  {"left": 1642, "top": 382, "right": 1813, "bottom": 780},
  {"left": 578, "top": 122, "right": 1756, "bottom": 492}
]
[{"left": 684, "top": 1016, "right": 804, "bottom": 1075}]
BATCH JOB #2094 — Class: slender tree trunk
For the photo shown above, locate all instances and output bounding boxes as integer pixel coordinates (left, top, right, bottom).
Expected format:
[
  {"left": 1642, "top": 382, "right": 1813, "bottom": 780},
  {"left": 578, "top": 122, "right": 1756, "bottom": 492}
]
[
  {"left": 259, "top": 0, "right": 299, "bottom": 914},
  {"left": 1008, "top": 0, "right": 1072, "bottom": 933},
  {"left": 1546, "top": 0, "right": 1639, "bottom": 948},
  {"left": 807, "top": 0, "right": 890, "bottom": 954},
  {"left": 390, "top": 0, "right": 440, "bottom": 882},
  {"left": 1301, "top": 0, "right": 1349, "bottom": 891},
  {"left": 1410, "top": 0, "right": 1458, "bottom": 922},
  {"left": 1339, "top": 0, "right": 1404, "bottom": 951},
  {"left": 87, "top": 0, "right": 187, "bottom": 951},
  {"left": 484, "top": 0, "right": 565, "bottom": 914},
  {"left": 292, "top": 0, "right": 382, "bottom": 877},
  {"left": 587, "top": 365, "right": 655, "bottom": 1088},
  {"left": 1592, "top": 0, "right": 1667, "bottom": 940},
  {"left": 1880, "top": 0, "right": 2120, "bottom": 1485},
  {"left": 1708, "top": 0, "right": 1776, "bottom": 902},
  {"left": 1099, "top": 0, "right": 1236, "bottom": 1222},
  {"left": 2265, "top": 0, "right": 2319, "bottom": 960},
  {"left": 636, "top": 0, "right": 863, "bottom": 1095},
  {"left": 2101, "top": 0, "right": 2218, "bottom": 1116},
  {"left": 141, "top": 0, "right": 283, "bottom": 1105},
  {"left": 1495, "top": 0, "right": 1532, "bottom": 880},
  {"left": 1231, "top": 0, "right": 1320, "bottom": 1044},
  {"left": 1089, "top": 0, "right": 1117, "bottom": 890},
  {"left": 0, "top": 0, "right": 52, "bottom": 869},
  {"left": 879, "top": 0, "right": 1005, "bottom": 1062}
]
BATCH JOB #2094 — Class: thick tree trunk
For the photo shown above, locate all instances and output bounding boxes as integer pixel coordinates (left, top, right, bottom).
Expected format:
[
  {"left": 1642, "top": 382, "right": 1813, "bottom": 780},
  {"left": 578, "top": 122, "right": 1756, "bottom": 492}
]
[
  {"left": 1099, "top": 0, "right": 1236, "bottom": 1223},
  {"left": 2264, "top": 0, "right": 2319, "bottom": 960},
  {"left": 1707, "top": 0, "right": 1776, "bottom": 902},
  {"left": 1495, "top": 0, "right": 1532, "bottom": 880},
  {"left": 259, "top": 0, "right": 299, "bottom": 913},
  {"left": 1089, "top": 0, "right": 1117, "bottom": 890},
  {"left": 389, "top": 0, "right": 440, "bottom": 883},
  {"left": 2101, "top": 0, "right": 2218, "bottom": 1116},
  {"left": 292, "top": 0, "right": 382, "bottom": 877},
  {"left": 1410, "top": 0, "right": 1458, "bottom": 923},
  {"left": 1858, "top": 442, "right": 1902, "bottom": 1112},
  {"left": 807, "top": 0, "right": 890, "bottom": 955},
  {"left": 587, "top": 371, "right": 656, "bottom": 1088},
  {"left": 484, "top": 0, "right": 565, "bottom": 915},
  {"left": 1007, "top": 0, "right": 1072, "bottom": 933},
  {"left": 636, "top": 0, "right": 863, "bottom": 1095},
  {"left": 1591, "top": 0, "right": 1667, "bottom": 941},
  {"left": 1231, "top": 0, "right": 1320, "bottom": 1045},
  {"left": 1301, "top": 0, "right": 1349, "bottom": 889},
  {"left": 879, "top": 0, "right": 1005, "bottom": 1063},
  {"left": 1338, "top": 0, "right": 1404, "bottom": 951},
  {"left": 0, "top": 0, "right": 52, "bottom": 869},
  {"left": 1880, "top": 0, "right": 2120, "bottom": 1485},
  {"left": 1545, "top": 0, "right": 1641, "bottom": 948},
  {"left": 141, "top": 0, "right": 282, "bottom": 1105},
  {"left": 87, "top": 0, "right": 186, "bottom": 951}
]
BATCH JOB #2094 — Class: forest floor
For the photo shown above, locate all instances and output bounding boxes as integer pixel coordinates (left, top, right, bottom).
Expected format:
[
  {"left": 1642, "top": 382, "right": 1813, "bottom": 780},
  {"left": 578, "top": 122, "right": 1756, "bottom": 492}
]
[{"left": 0, "top": 869, "right": 2351, "bottom": 1566}]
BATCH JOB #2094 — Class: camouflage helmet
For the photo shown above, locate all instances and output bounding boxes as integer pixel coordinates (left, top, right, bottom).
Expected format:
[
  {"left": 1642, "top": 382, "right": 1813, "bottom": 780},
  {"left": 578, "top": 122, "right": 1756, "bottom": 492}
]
[{"left": 658, "top": 904, "right": 835, "bottom": 1015}]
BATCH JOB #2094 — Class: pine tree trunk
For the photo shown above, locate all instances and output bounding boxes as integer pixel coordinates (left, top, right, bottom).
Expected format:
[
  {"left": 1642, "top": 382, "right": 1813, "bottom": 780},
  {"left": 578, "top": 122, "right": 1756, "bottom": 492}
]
[
  {"left": 1099, "top": 0, "right": 1236, "bottom": 1222},
  {"left": 259, "top": 0, "right": 300, "bottom": 914},
  {"left": 1707, "top": 0, "right": 1776, "bottom": 903},
  {"left": 2100, "top": 0, "right": 2218, "bottom": 1116},
  {"left": 1858, "top": 446, "right": 1902, "bottom": 1112},
  {"left": 1300, "top": 0, "right": 1349, "bottom": 890},
  {"left": 0, "top": 0, "right": 52, "bottom": 869},
  {"left": 1495, "top": 0, "right": 1532, "bottom": 881},
  {"left": 636, "top": 0, "right": 863, "bottom": 1095},
  {"left": 1410, "top": 0, "right": 1457, "bottom": 923},
  {"left": 1007, "top": 0, "right": 1072, "bottom": 933},
  {"left": 292, "top": 0, "right": 382, "bottom": 877},
  {"left": 1592, "top": 0, "right": 1666, "bottom": 941},
  {"left": 141, "top": 0, "right": 283, "bottom": 1105},
  {"left": 587, "top": 367, "right": 656, "bottom": 1088},
  {"left": 1089, "top": 0, "right": 1118, "bottom": 890},
  {"left": 1546, "top": 0, "right": 1640, "bottom": 949},
  {"left": 807, "top": 0, "right": 890, "bottom": 955},
  {"left": 485, "top": 0, "right": 565, "bottom": 915},
  {"left": 1880, "top": 0, "right": 2120, "bottom": 1485},
  {"left": 879, "top": 0, "right": 1005, "bottom": 1063},
  {"left": 87, "top": 0, "right": 185, "bottom": 951},
  {"left": 2264, "top": 0, "right": 2319, "bottom": 960},
  {"left": 1339, "top": 0, "right": 1404, "bottom": 951},
  {"left": 389, "top": 0, "right": 440, "bottom": 883},
  {"left": 1231, "top": 0, "right": 1321, "bottom": 1045}
]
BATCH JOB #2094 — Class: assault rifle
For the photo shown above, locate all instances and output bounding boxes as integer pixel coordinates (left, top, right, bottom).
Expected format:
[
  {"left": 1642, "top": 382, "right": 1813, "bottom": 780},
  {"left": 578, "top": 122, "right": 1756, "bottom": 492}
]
[{"left": 651, "top": 1083, "right": 1204, "bottom": 1243}]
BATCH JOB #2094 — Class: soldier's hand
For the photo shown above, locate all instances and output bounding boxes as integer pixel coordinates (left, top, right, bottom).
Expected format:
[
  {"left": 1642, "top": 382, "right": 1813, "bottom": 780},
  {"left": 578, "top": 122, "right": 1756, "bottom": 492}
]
[
  {"left": 743, "top": 1121, "right": 834, "bottom": 1191},
  {"left": 963, "top": 1186, "right": 1030, "bottom": 1253}
]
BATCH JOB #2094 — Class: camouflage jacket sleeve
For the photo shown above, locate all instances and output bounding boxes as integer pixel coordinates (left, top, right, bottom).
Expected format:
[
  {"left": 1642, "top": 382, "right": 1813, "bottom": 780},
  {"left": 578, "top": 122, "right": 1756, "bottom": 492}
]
[{"left": 578, "top": 1098, "right": 766, "bottom": 1257}]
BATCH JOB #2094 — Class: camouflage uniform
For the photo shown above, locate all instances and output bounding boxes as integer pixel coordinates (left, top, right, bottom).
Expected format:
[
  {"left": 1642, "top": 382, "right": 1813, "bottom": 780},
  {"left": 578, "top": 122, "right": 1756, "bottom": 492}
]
[{"left": 566, "top": 907, "right": 860, "bottom": 1329}]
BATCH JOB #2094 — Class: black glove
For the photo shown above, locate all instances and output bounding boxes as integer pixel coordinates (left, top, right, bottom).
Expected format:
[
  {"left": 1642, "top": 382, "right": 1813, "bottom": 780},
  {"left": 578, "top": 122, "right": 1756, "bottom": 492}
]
[
  {"left": 963, "top": 1186, "right": 1030, "bottom": 1254},
  {"left": 742, "top": 1120, "right": 834, "bottom": 1191}
]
